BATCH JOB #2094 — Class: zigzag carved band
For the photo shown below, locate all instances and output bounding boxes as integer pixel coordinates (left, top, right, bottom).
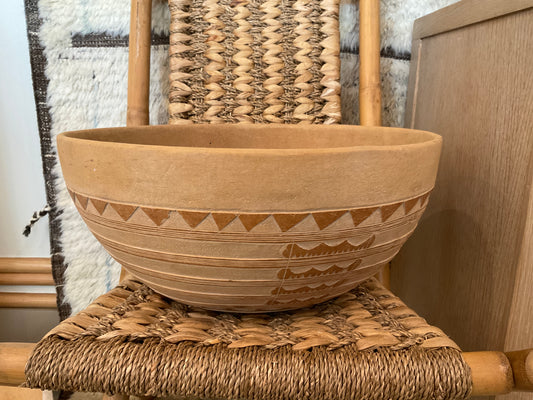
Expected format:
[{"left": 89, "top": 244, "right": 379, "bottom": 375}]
[{"left": 68, "top": 188, "right": 432, "bottom": 233}]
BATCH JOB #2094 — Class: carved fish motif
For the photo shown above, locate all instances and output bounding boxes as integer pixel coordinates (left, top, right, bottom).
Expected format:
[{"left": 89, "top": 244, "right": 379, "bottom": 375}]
[
  {"left": 271, "top": 280, "right": 345, "bottom": 295},
  {"left": 277, "top": 259, "right": 362, "bottom": 279},
  {"left": 266, "top": 294, "right": 330, "bottom": 306},
  {"left": 283, "top": 235, "right": 375, "bottom": 258}
]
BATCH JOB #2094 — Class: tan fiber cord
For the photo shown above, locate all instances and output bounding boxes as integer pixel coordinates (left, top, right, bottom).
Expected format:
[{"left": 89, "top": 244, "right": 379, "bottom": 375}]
[
  {"left": 25, "top": 278, "right": 472, "bottom": 399},
  {"left": 232, "top": 0, "right": 254, "bottom": 122},
  {"left": 168, "top": 0, "right": 341, "bottom": 124},
  {"left": 318, "top": 0, "right": 341, "bottom": 122}
]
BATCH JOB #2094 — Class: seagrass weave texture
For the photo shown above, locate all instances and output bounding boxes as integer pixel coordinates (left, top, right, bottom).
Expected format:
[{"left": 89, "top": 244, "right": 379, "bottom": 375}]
[
  {"left": 168, "top": 0, "right": 341, "bottom": 124},
  {"left": 25, "top": 278, "right": 472, "bottom": 399}
]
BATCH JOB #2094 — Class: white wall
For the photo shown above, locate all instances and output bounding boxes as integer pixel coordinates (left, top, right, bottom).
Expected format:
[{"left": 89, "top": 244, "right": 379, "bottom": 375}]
[
  {"left": 0, "top": 5, "right": 58, "bottom": 343},
  {"left": 0, "top": 2, "right": 51, "bottom": 257}
]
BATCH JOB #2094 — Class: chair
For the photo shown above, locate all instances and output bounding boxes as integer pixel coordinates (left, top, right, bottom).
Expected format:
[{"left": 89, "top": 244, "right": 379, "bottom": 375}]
[{"left": 1, "top": 0, "right": 532, "bottom": 398}]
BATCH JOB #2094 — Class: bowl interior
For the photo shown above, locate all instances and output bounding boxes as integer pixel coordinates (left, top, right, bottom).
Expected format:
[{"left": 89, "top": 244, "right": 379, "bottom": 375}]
[{"left": 62, "top": 124, "right": 439, "bottom": 150}]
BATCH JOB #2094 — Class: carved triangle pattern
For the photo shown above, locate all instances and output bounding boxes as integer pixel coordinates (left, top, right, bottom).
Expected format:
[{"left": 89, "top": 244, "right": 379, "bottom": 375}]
[
  {"left": 69, "top": 190, "right": 432, "bottom": 232},
  {"left": 312, "top": 210, "right": 348, "bottom": 230},
  {"left": 142, "top": 208, "right": 171, "bottom": 226},
  {"left": 76, "top": 194, "right": 89, "bottom": 210},
  {"left": 238, "top": 214, "right": 270, "bottom": 231},
  {"left": 404, "top": 198, "right": 419, "bottom": 214},
  {"left": 420, "top": 192, "right": 430, "bottom": 207},
  {"left": 273, "top": 213, "right": 309, "bottom": 232},
  {"left": 109, "top": 203, "right": 138, "bottom": 221},
  {"left": 91, "top": 198, "right": 108, "bottom": 215},
  {"left": 212, "top": 213, "right": 238, "bottom": 230},
  {"left": 179, "top": 211, "right": 210, "bottom": 228},
  {"left": 350, "top": 207, "right": 378, "bottom": 227},
  {"left": 380, "top": 202, "right": 403, "bottom": 222}
]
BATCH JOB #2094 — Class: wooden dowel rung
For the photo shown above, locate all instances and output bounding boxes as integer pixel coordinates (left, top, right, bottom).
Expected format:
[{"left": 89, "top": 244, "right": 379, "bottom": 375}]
[
  {"left": 0, "top": 273, "right": 54, "bottom": 286},
  {"left": 464, "top": 351, "right": 514, "bottom": 396},
  {"left": 0, "top": 293, "right": 56, "bottom": 308},
  {"left": 0, "top": 258, "right": 51, "bottom": 274}
]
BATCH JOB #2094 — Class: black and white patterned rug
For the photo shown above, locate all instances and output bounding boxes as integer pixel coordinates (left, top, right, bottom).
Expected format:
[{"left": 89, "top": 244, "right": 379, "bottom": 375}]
[{"left": 24, "top": 0, "right": 455, "bottom": 319}]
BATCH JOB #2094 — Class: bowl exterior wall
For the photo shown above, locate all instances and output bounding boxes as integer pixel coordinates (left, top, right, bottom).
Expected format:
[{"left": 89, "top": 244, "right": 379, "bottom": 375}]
[
  {"left": 57, "top": 126, "right": 441, "bottom": 312},
  {"left": 57, "top": 129, "right": 442, "bottom": 212},
  {"left": 68, "top": 188, "right": 431, "bottom": 312}
]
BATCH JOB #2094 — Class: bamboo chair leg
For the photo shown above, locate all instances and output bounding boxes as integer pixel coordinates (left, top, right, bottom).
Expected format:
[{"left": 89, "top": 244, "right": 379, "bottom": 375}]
[
  {"left": 359, "top": 0, "right": 381, "bottom": 127},
  {"left": 359, "top": 0, "right": 391, "bottom": 288},
  {"left": 127, "top": 0, "right": 152, "bottom": 127},
  {"left": 119, "top": 0, "right": 153, "bottom": 283}
]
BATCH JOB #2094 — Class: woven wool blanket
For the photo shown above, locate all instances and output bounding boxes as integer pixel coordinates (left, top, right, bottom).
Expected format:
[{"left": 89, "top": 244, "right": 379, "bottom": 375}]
[{"left": 24, "top": 0, "right": 456, "bottom": 318}]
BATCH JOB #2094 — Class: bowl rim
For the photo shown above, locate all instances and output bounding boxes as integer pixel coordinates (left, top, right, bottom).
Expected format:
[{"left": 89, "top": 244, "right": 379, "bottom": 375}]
[{"left": 58, "top": 123, "right": 442, "bottom": 155}]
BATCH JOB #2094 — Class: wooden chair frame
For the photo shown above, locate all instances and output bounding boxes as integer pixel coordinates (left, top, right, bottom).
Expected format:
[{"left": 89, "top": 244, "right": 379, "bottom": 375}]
[
  {"left": 0, "top": 258, "right": 55, "bottom": 308},
  {"left": 0, "top": 0, "right": 531, "bottom": 398}
]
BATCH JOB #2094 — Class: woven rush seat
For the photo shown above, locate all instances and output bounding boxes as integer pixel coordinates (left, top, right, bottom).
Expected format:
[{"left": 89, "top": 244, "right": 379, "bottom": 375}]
[{"left": 24, "top": 278, "right": 472, "bottom": 399}]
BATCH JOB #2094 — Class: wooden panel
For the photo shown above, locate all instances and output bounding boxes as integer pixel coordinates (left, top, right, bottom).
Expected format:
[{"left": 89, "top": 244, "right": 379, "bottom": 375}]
[
  {"left": 505, "top": 182, "right": 533, "bottom": 351},
  {"left": 393, "top": 3, "right": 533, "bottom": 358},
  {"left": 501, "top": 184, "right": 533, "bottom": 400},
  {"left": 412, "top": 0, "right": 533, "bottom": 40}
]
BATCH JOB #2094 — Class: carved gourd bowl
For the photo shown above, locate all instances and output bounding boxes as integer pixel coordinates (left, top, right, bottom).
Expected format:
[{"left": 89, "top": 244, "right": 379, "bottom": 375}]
[{"left": 57, "top": 124, "right": 442, "bottom": 312}]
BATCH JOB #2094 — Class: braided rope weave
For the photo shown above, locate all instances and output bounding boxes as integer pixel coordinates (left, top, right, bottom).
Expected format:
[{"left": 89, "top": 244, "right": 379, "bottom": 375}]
[
  {"left": 168, "top": 0, "right": 341, "bottom": 124},
  {"left": 25, "top": 278, "right": 472, "bottom": 399}
]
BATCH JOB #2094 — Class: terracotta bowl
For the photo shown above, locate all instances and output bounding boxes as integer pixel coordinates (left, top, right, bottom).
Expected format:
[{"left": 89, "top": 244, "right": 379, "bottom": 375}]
[{"left": 57, "top": 124, "right": 441, "bottom": 312}]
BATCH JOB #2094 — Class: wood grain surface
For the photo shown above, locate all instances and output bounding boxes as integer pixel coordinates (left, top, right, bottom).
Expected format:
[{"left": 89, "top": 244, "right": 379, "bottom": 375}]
[
  {"left": 394, "top": 0, "right": 533, "bottom": 377},
  {"left": 412, "top": 0, "right": 533, "bottom": 40}
]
